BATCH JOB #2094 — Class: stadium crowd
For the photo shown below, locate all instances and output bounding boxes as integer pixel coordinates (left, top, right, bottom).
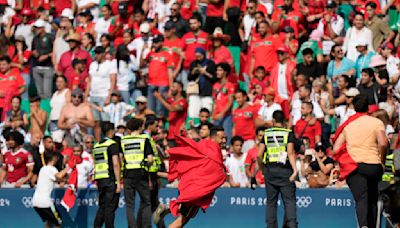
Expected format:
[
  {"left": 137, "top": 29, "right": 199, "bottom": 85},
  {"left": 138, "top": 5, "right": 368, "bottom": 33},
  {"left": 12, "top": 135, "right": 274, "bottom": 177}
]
[{"left": 0, "top": 0, "right": 399, "bottom": 191}]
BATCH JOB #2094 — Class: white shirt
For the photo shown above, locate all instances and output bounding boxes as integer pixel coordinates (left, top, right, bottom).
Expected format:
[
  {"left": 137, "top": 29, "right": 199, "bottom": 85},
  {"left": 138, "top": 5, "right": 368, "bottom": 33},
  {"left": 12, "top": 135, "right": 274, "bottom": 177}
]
[
  {"left": 94, "top": 16, "right": 112, "bottom": 44},
  {"left": 50, "top": 89, "right": 69, "bottom": 121},
  {"left": 155, "top": 0, "right": 176, "bottom": 33},
  {"left": 77, "top": 151, "right": 94, "bottom": 187},
  {"left": 89, "top": 59, "right": 117, "bottom": 97},
  {"left": 77, "top": 0, "right": 100, "bottom": 21},
  {"left": 316, "top": 15, "right": 344, "bottom": 37},
  {"left": 277, "top": 63, "right": 289, "bottom": 99},
  {"left": 0, "top": 7, "right": 15, "bottom": 28},
  {"left": 334, "top": 105, "right": 356, "bottom": 125},
  {"left": 243, "top": 14, "right": 256, "bottom": 41},
  {"left": 342, "top": 27, "right": 374, "bottom": 62},
  {"left": 291, "top": 99, "right": 324, "bottom": 125},
  {"left": 128, "top": 37, "right": 153, "bottom": 67},
  {"left": 116, "top": 56, "right": 138, "bottom": 91},
  {"left": 54, "top": 36, "right": 70, "bottom": 64},
  {"left": 225, "top": 154, "right": 249, "bottom": 187},
  {"left": 386, "top": 55, "right": 400, "bottom": 79},
  {"left": 103, "top": 102, "right": 135, "bottom": 126},
  {"left": 32, "top": 165, "right": 58, "bottom": 208},
  {"left": 14, "top": 23, "right": 34, "bottom": 50},
  {"left": 258, "top": 103, "right": 282, "bottom": 122}
]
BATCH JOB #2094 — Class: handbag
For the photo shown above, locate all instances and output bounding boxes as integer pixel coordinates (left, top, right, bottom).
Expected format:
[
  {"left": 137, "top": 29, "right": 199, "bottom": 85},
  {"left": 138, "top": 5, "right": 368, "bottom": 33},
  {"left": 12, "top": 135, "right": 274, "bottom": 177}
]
[
  {"left": 187, "top": 78, "right": 200, "bottom": 95},
  {"left": 307, "top": 171, "right": 330, "bottom": 188},
  {"left": 294, "top": 121, "right": 310, "bottom": 153}
]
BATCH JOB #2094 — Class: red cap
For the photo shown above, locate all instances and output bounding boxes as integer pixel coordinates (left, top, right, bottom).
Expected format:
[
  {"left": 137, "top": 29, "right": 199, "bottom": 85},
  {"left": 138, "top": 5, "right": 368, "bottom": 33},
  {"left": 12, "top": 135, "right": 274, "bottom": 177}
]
[
  {"left": 382, "top": 42, "right": 395, "bottom": 50},
  {"left": 276, "top": 45, "right": 290, "bottom": 53},
  {"left": 0, "top": 0, "right": 8, "bottom": 5},
  {"left": 368, "top": 104, "right": 379, "bottom": 114},
  {"left": 263, "top": 87, "right": 275, "bottom": 96},
  {"left": 21, "top": 8, "right": 33, "bottom": 16}
]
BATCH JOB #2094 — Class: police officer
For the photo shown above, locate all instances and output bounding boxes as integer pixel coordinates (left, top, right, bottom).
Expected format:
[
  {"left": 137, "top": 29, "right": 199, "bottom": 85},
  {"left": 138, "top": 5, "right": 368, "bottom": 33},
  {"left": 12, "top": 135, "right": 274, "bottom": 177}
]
[
  {"left": 93, "top": 122, "right": 121, "bottom": 228},
  {"left": 258, "top": 110, "right": 298, "bottom": 228},
  {"left": 121, "top": 118, "right": 154, "bottom": 228}
]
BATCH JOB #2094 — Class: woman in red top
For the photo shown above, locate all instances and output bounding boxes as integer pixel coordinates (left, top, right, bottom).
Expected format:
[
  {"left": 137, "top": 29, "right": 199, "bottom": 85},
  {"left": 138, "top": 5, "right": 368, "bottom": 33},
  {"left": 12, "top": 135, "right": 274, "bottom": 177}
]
[{"left": 11, "top": 36, "right": 32, "bottom": 101}]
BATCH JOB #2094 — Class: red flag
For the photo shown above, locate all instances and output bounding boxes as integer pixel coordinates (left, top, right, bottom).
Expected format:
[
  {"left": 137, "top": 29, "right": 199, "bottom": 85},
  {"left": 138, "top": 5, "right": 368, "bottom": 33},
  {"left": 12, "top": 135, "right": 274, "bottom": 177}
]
[
  {"left": 332, "top": 113, "right": 365, "bottom": 181},
  {"left": 61, "top": 155, "right": 82, "bottom": 212},
  {"left": 168, "top": 136, "right": 227, "bottom": 216}
]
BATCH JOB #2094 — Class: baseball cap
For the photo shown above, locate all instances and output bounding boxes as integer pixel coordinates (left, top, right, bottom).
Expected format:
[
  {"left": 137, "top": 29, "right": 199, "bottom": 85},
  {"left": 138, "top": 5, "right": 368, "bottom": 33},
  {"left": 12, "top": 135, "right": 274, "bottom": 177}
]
[
  {"left": 164, "top": 21, "right": 175, "bottom": 30},
  {"left": 33, "top": 19, "right": 46, "bottom": 28},
  {"left": 140, "top": 23, "right": 150, "bottom": 33},
  {"left": 79, "top": 10, "right": 92, "bottom": 17},
  {"left": 118, "top": 2, "right": 128, "bottom": 13},
  {"left": 355, "top": 38, "right": 368, "bottom": 47},
  {"left": 136, "top": 96, "right": 147, "bottom": 103},
  {"left": 326, "top": 1, "right": 337, "bottom": 8},
  {"left": 382, "top": 42, "right": 395, "bottom": 50},
  {"left": 263, "top": 87, "right": 275, "bottom": 96},
  {"left": 94, "top": 46, "right": 106, "bottom": 54},
  {"left": 276, "top": 45, "right": 290, "bottom": 53},
  {"left": 283, "top": 26, "right": 294, "bottom": 33},
  {"left": 61, "top": 8, "right": 74, "bottom": 20},
  {"left": 21, "top": 8, "right": 33, "bottom": 16},
  {"left": 344, "top": 88, "right": 360, "bottom": 97},
  {"left": 153, "top": 34, "right": 164, "bottom": 43}
]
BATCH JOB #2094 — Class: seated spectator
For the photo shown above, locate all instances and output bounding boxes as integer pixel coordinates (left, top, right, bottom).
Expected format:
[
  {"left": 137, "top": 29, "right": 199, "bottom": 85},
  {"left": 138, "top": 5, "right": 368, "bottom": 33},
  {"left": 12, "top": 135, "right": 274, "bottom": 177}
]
[
  {"left": 255, "top": 87, "right": 281, "bottom": 128},
  {"left": 225, "top": 136, "right": 249, "bottom": 187},
  {"left": 0, "top": 131, "right": 34, "bottom": 188},
  {"left": 355, "top": 39, "right": 376, "bottom": 79},
  {"left": 91, "top": 90, "right": 135, "bottom": 127},
  {"left": 58, "top": 88, "right": 95, "bottom": 147},
  {"left": 296, "top": 48, "right": 325, "bottom": 82},
  {"left": 188, "top": 47, "right": 216, "bottom": 119},
  {"left": 4, "top": 96, "right": 28, "bottom": 132},
  {"left": 232, "top": 90, "right": 258, "bottom": 153},
  {"left": 294, "top": 101, "right": 322, "bottom": 149},
  {"left": 357, "top": 68, "right": 379, "bottom": 106},
  {"left": 134, "top": 96, "right": 156, "bottom": 120},
  {"left": 245, "top": 127, "right": 266, "bottom": 187},
  {"left": 49, "top": 76, "right": 70, "bottom": 142},
  {"left": 290, "top": 84, "right": 324, "bottom": 127},
  {"left": 307, "top": 145, "right": 335, "bottom": 176},
  {"left": 29, "top": 96, "right": 48, "bottom": 139}
]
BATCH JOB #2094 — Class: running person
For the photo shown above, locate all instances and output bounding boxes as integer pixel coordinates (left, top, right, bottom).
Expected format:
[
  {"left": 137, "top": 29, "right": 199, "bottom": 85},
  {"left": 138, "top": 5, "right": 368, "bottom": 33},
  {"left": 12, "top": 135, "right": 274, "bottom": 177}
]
[
  {"left": 153, "top": 126, "right": 227, "bottom": 228},
  {"left": 32, "top": 153, "right": 69, "bottom": 228}
]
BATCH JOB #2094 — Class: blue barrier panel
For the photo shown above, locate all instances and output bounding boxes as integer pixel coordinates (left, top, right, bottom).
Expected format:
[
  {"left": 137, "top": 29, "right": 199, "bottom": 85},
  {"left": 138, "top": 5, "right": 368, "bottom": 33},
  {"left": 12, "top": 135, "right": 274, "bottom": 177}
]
[{"left": 0, "top": 188, "right": 357, "bottom": 227}]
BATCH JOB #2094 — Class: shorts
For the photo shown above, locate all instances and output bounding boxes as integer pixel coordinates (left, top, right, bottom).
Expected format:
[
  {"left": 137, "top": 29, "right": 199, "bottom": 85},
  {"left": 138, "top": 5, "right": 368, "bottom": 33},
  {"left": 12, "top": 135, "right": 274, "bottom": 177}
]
[{"left": 34, "top": 205, "right": 62, "bottom": 226}]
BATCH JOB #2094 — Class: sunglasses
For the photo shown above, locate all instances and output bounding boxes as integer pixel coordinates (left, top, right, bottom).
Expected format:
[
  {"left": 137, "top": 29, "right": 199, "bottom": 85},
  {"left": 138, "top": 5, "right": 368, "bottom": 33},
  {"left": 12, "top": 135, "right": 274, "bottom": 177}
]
[
  {"left": 136, "top": 101, "right": 145, "bottom": 105},
  {"left": 72, "top": 95, "right": 83, "bottom": 98},
  {"left": 60, "top": 26, "right": 67, "bottom": 30},
  {"left": 170, "top": 8, "right": 178, "bottom": 11},
  {"left": 85, "top": 141, "right": 94, "bottom": 144}
]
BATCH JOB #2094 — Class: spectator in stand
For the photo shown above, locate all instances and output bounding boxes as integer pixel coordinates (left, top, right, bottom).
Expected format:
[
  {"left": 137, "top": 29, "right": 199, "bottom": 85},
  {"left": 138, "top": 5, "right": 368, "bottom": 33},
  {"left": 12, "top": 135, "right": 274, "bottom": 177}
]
[
  {"left": 154, "top": 81, "right": 188, "bottom": 146},
  {"left": 10, "top": 8, "right": 34, "bottom": 50},
  {"left": 163, "top": 21, "right": 184, "bottom": 79},
  {"left": 342, "top": 12, "right": 374, "bottom": 62},
  {"left": 294, "top": 101, "right": 322, "bottom": 149},
  {"left": 144, "top": 35, "right": 175, "bottom": 118},
  {"left": 76, "top": 10, "right": 95, "bottom": 37},
  {"left": 134, "top": 96, "right": 156, "bottom": 120},
  {"left": 199, "top": 122, "right": 213, "bottom": 140},
  {"left": 109, "top": 2, "right": 135, "bottom": 41},
  {"left": 181, "top": 15, "right": 209, "bottom": 89},
  {"left": 321, "top": 87, "right": 358, "bottom": 126},
  {"left": 225, "top": 136, "right": 249, "bottom": 187},
  {"left": 381, "top": 43, "right": 399, "bottom": 79},
  {"left": 249, "top": 20, "right": 282, "bottom": 78},
  {"left": 255, "top": 87, "right": 281, "bottom": 128},
  {"left": 358, "top": 68, "right": 380, "bottom": 106},
  {"left": 311, "top": 78, "right": 332, "bottom": 147},
  {"left": 58, "top": 88, "right": 95, "bottom": 147},
  {"left": 43, "top": 136, "right": 64, "bottom": 172},
  {"left": 115, "top": 44, "right": 138, "bottom": 103},
  {"left": 204, "top": 0, "right": 226, "bottom": 35},
  {"left": 315, "top": 1, "right": 344, "bottom": 46},
  {"left": 326, "top": 45, "right": 355, "bottom": 96},
  {"left": 305, "top": 0, "right": 327, "bottom": 32},
  {"left": 369, "top": 55, "right": 389, "bottom": 86},
  {"left": 239, "top": 0, "right": 256, "bottom": 45},
  {"left": 29, "top": 96, "right": 47, "bottom": 139},
  {"left": 232, "top": 90, "right": 258, "bottom": 153},
  {"left": 199, "top": 107, "right": 211, "bottom": 124},
  {"left": 365, "top": 2, "right": 394, "bottom": 52},
  {"left": 188, "top": 47, "right": 216, "bottom": 118},
  {"left": 24, "top": 133, "right": 42, "bottom": 186},
  {"left": 271, "top": 0, "right": 304, "bottom": 39},
  {"left": 100, "top": 34, "right": 115, "bottom": 60},
  {"left": 10, "top": 36, "right": 31, "bottom": 101},
  {"left": 306, "top": 145, "right": 334, "bottom": 177},
  {"left": 355, "top": 39, "right": 376, "bottom": 79},
  {"left": 270, "top": 45, "right": 296, "bottom": 119},
  {"left": 81, "top": 33, "right": 96, "bottom": 58},
  {"left": 52, "top": 19, "right": 73, "bottom": 68},
  {"left": 281, "top": 26, "right": 298, "bottom": 60},
  {"left": 166, "top": 3, "right": 190, "bottom": 38},
  {"left": 57, "top": 33, "right": 92, "bottom": 83},
  {"left": 245, "top": 127, "right": 266, "bottom": 187},
  {"left": 209, "top": 27, "right": 234, "bottom": 68},
  {"left": 296, "top": 48, "right": 325, "bottom": 82},
  {"left": 212, "top": 62, "right": 235, "bottom": 143},
  {"left": 69, "top": 59, "right": 89, "bottom": 91},
  {"left": 49, "top": 76, "right": 71, "bottom": 142},
  {"left": 4, "top": 96, "right": 28, "bottom": 133},
  {"left": 0, "top": 55, "right": 25, "bottom": 120},
  {"left": 86, "top": 46, "right": 117, "bottom": 141},
  {"left": 94, "top": 5, "right": 113, "bottom": 44},
  {"left": 249, "top": 66, "right": 270, "bottom": 92},
  {"left": 332, "top": 74, "right": 353, "bottom": 106},
  {"left": 154, "top": 0, "right": 176, "bottom": 33},
  {"left": 290, "top": 84, "right": 324, "bottom": 127},
  {"left": 31, "top": 19, "right": 55, "bottom": 100},
  {"left": 0, "top": 131, "right": 34, "bottom": 188}
]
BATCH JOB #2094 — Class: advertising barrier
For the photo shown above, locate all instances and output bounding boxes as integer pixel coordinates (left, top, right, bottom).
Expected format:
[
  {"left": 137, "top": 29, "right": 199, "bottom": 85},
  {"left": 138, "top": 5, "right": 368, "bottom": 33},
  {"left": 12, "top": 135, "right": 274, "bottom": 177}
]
[{"left": 0, "top": 188, "right": 357, "bottom": 227}]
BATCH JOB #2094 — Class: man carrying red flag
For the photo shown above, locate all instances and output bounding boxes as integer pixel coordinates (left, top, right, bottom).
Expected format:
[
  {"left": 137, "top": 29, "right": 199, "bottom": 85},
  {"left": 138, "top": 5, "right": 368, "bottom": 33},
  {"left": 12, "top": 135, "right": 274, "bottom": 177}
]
[{"left": 152, "top": 126, "right": 227, "bottom": 227}]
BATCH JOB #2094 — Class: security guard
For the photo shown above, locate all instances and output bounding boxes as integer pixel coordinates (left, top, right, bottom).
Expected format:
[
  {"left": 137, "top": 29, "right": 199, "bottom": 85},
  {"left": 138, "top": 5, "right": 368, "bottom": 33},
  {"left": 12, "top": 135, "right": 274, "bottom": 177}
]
[
  {"left": 93, "top": 122, "right": 121, "bottom": 228},
  {"left": 140, "top": 115, "right": 164, "bottom": 228},
  {"left": 382, "top": 153, "right": 395, "bottom": 183},
  {"left": 258, "top": 110, "right": 298, "bottom": 228},
  {"left": 122, "top": 118, "right": 154, "bottom": 228}
]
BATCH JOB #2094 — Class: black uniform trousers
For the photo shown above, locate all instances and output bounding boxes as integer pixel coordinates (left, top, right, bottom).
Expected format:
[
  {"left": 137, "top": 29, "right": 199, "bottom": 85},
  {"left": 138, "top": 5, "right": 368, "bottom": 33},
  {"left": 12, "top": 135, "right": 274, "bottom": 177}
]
[
  {"left": 264, "top": 164, "right": 297, "bottom": 228},
  {"left": 94, "top": 178, "right": 120, "bottom": 228}
]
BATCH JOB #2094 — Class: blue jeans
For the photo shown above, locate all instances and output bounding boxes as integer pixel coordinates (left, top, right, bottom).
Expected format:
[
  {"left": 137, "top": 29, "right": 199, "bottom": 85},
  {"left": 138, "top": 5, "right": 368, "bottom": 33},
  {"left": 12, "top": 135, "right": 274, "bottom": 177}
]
[
  {"left": 213, "top": 114, "right": 232, "bottom": 144},
  {"left": 21, "top": 73, "right": 30, "bottom": 100},
  {"left": 119, "top": 90, "right": 131, "bottom": 104},
  {"left": 147, "top": 85, "right": 169, "bottom": 117}
]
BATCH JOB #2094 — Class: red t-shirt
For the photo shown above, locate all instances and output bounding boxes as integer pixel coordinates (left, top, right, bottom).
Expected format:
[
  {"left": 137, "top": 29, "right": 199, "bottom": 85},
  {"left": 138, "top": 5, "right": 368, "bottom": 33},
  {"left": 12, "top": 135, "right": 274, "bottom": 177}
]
[
  {"left": 232, "top": 104, "right": 257, "bottom": 140},
  {"left": 54, "top": 0, "right": 73, "bottom": 17},
  {"left": 251, "top": 36, "right": 282, "bottom": 73},
  {"left": 163, "top": 37, "right": 184, "bottom": 70},
  {"left": 3, "top": 148, "right": 34, "bottom": 183},
  {"left": 69, "top": 70, "right": 89, "bottom": 91},
  {"left": 245, "top": 147, "right": 265, "bottom": 184},
  {"left": 179, "top": 0, "right": 198, "bottom": 20},
  {"left": 249, "top": 77, "right": 270, "bottom": 91},
  {"left": 0, "top": 68, "right": 25, "bottom": 108},
  {"left": 182, "top": 31, "right": 209, "bottom": 69},
  {"left": 272, "top": 10, "right": 304, "bottom": 38},
  {"left": 147, "top": 51, "right": 174, "bottom": 86},
  {"left": 109, "top": 16, "right": 135, "bottom": 39},
  {"left": 167, "top": 97, "right": 188, "bottom": 139},
  {"left": 207, "top": 1, "right": 225, "bottom": 17},
  {"left": 294, "top": 119, "right": 322, "bottom": 149},
  {"left": 57, "top": 49, "right": 92, "bottom": 85},
  {"left": 11, "top": 50, "right": 32, "bottom": 74},
  {"left": 212, "top": 81, "right": 235, "bottom": 117},
  {"left": 75, "top": 22, "right": 95, "bottom": 37}
]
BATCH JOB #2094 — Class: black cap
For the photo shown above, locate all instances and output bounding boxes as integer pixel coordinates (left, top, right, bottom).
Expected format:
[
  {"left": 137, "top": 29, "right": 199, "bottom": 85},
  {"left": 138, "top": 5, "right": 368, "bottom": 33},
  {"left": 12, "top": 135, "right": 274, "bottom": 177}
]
[
  {"left": 94, "top": 46, "right": 105, "bottom": 54},
  {"left": 153, "top": 35, "right": 164, "bottom": 43},
  {"left": 326, "top": 1, "right": 337, "bottom": 8},
  {"left": 79, "top": 10, "right": 91, "bottom": 17},
  {"left": 164, "top": 21, "right": 175, "bottom": 30},
  {"left": 283, "top": 26, "right": 295, "bottom": 33},
  {"left": 118, "top": 2, "right": 128, "bottom": 12}
]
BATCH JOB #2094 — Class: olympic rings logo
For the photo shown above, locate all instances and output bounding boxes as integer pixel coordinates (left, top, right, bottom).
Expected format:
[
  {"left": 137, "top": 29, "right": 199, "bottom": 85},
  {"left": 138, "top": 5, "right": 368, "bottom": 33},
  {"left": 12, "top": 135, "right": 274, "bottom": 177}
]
[
  {"left": 210, "top": 196, "right": 218, "bottom": 207},
  {"left": 21, "top": 197, "right": 33, "bottom": 208},
  {"left": 118, "top": 196, "right": 125, "bottom": 208},
  {"left": 296, "top": 196, "right": 312, "bottom": 208}
]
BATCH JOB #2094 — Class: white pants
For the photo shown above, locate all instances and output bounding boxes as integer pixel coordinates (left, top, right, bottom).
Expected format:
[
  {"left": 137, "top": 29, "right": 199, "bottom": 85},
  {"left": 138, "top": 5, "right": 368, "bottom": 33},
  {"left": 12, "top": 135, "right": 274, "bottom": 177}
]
[{"left": 188, "top": 95, "right": 213, "bottom": 118}]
